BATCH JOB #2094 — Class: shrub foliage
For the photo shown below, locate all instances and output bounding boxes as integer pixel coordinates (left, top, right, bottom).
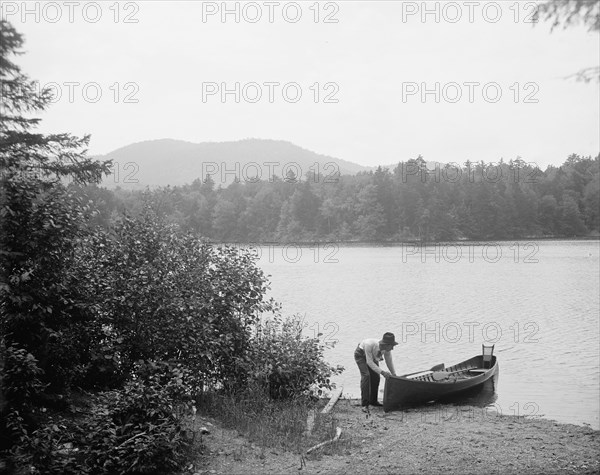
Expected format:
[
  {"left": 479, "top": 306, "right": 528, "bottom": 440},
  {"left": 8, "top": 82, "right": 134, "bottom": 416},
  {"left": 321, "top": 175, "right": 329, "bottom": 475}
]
[{"left": 245, "top": 315, "right": 344, "bottom": 399}]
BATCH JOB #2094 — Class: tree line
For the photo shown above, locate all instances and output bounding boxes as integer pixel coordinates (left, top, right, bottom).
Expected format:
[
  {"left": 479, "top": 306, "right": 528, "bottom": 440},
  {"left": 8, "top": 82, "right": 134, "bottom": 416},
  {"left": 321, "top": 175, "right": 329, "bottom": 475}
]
[{"left": 83, "top": 154, "right": 599, "bottom": 242}]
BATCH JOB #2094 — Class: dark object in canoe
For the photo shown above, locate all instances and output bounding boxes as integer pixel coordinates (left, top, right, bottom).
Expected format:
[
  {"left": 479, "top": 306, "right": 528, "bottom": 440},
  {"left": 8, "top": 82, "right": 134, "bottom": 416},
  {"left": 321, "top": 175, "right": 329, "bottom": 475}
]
[{"left": 383, "top": 346, "right": 499, "bottom": 412}]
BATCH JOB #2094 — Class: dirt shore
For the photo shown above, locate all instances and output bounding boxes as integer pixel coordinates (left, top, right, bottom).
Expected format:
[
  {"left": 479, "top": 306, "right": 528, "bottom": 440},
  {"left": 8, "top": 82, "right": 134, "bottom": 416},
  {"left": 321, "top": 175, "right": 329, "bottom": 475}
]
[
  {"left": 191, "top": 398, "right": 599, "bottom": 475},
  {"left": 190, "top": 399, "right": 600, "bottom": 474}
]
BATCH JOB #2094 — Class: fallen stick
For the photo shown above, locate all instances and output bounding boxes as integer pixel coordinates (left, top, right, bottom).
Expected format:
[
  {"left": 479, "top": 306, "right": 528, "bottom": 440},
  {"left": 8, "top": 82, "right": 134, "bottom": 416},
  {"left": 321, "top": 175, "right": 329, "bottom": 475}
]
[
  {"left": 321, "top": 387, "right": 343, "bottom": 414},
  {"left": 306, "top": 427, "right": 342, "bottom": 454}
]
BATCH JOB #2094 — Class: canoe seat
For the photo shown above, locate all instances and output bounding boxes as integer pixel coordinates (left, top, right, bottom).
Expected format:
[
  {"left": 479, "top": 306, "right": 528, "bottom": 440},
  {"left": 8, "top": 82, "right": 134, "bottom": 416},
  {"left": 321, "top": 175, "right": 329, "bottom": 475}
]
[{"left": 468, "top": 369, "right": 487, "bottom": 374}]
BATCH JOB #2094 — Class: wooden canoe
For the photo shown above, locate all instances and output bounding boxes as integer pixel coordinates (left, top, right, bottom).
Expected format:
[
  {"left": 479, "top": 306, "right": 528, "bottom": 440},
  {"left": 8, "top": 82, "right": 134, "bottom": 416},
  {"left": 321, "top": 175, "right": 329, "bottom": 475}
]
[{"left": 383, "top": 353, "right": 499, "bottom": 412}]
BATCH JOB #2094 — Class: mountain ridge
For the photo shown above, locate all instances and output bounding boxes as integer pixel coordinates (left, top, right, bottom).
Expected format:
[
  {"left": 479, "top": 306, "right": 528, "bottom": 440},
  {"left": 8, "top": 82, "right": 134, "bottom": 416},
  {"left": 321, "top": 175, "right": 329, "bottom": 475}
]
[{"left": 98, "top": 138, "right": 377, "bottom": 189}]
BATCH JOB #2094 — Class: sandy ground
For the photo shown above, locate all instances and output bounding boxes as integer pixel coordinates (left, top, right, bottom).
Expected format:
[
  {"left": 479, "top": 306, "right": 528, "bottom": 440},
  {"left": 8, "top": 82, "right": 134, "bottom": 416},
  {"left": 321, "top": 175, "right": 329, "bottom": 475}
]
[{"left": 189, "top": 399, "right": 599, "bottom": 475}]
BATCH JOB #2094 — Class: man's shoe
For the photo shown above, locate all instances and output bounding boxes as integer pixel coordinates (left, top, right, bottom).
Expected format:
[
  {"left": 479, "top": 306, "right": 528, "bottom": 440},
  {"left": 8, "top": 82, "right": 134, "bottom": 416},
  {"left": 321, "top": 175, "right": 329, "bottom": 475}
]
[{"left": 370, "top": 401, "right": 383, "bottom": 407}]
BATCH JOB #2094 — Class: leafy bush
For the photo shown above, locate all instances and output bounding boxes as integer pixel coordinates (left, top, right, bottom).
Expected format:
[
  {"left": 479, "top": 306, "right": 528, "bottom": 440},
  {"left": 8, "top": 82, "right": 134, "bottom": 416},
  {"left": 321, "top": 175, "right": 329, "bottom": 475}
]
[
  {"left": 242, "top": 315, "right": 344, "bottom": 400},
  {"left": 5, "top": 410, "right": 84, "bottom": 475},
  {"left": 2, "top": 345, "right": 45, "bottom": 408},
  {"left": 70, "top": 204, "right": 277, "bottom": 392},
  {"left": 3, "top": 361, "right": 196, "bottom": 475},
  {"left": 79, "top": 361, "right": 195, "bottom": 474}
]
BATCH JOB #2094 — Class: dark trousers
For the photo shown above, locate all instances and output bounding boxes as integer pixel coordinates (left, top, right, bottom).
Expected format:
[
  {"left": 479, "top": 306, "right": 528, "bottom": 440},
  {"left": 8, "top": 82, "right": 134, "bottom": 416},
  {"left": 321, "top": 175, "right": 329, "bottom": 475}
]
[{"left": 354, "top": 346, "right": 380, "bottom": 406}]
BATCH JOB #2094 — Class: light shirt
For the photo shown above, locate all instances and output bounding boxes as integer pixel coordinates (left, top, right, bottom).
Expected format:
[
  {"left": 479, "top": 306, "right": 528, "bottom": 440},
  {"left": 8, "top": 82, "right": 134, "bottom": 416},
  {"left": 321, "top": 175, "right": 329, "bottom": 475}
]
[{"left": 359, "top": 338, "right": 396, "bottom": 376}]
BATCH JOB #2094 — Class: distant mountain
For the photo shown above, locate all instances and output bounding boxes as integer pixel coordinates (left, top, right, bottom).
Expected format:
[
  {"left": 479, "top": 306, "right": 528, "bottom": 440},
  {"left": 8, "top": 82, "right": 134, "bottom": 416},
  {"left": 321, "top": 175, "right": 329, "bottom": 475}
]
[{"left": 98, "top": 138, "right": 371, "bottom": 189}]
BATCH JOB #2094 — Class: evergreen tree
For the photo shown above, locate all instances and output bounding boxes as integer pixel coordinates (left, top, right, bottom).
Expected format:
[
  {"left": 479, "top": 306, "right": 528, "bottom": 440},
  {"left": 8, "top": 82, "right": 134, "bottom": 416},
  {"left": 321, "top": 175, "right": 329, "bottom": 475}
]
[{"left": 0, "top": 20, "right": 111, "bottom": 400}]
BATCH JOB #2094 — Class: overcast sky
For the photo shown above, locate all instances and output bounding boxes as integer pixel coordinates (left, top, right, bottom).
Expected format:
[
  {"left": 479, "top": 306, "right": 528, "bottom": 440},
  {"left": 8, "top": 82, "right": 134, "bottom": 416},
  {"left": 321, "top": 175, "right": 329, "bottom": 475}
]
[{"left": 5, "top": 0, "right": 600, "bottom": 169}]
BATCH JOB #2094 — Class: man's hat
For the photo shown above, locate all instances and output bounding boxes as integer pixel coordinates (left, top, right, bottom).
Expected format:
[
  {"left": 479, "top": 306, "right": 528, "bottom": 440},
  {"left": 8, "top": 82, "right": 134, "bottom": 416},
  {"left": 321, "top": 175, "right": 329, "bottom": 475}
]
[{"left": 380, "top": 332, "right": 398, "bottom": 346}]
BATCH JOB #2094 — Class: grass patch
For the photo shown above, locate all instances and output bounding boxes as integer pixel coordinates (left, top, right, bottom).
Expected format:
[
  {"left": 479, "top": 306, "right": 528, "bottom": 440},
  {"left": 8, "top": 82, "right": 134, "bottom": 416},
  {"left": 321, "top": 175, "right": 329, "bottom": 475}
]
[
  {"left": 196, "top": 387, "right": 351, "bottom": 456},
  {"left": 304, "top": 410, "right": 352, "bottom": 460}
]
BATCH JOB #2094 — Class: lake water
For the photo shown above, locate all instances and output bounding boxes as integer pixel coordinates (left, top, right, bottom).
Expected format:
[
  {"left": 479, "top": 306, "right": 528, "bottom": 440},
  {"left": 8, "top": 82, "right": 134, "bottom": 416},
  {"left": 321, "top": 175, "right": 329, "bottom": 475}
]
[{"left": 254, "top": 240, "right": 600, "bottom": 429}]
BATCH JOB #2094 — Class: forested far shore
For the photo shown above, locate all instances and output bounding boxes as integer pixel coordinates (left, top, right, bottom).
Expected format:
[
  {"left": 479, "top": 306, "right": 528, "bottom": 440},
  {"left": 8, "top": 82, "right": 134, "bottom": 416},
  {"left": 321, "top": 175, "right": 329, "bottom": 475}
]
[{"left": 79, "top": 154, "right": 599, "bottom": 242}]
